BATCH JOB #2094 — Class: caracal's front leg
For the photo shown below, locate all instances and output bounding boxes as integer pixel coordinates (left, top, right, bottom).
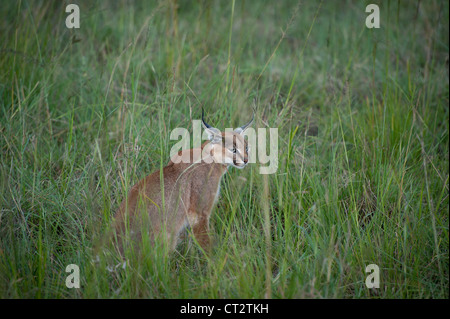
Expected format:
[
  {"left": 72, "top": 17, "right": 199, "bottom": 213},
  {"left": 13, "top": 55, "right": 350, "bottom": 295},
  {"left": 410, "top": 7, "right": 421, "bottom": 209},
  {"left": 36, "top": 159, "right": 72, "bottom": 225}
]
[{"left": 192, "top": 215, "right": 212, "bottom": 252}]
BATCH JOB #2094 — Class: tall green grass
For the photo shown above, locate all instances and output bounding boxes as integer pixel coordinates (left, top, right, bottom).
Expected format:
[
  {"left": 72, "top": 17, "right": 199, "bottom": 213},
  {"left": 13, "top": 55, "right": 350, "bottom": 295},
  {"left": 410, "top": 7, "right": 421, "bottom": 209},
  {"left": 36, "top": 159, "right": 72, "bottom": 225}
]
[{"left": 0, "top": 0, "right": 448, "bottom": 298}]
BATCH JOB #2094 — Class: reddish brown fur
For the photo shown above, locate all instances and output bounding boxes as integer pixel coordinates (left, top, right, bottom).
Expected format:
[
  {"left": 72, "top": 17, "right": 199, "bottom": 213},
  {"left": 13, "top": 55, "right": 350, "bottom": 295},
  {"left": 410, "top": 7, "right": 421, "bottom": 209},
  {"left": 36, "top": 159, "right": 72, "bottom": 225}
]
[
  {"left": 114, "top": 141, "right": 228, "bottom": 253},
  {"left": 113, "top": 113, "right": 253, "bottom": 254}
]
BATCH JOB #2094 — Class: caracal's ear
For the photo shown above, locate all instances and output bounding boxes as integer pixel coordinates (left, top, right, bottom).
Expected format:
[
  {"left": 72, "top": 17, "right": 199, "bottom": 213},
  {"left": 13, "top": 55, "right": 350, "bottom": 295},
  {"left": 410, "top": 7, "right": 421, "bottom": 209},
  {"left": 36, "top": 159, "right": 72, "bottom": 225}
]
[
  {"left": 203, "top": 125, "right": 222, "bottom": 144},
  {"left": 234, "top": 109, "right": 255, "bottom": 135},
  {"left": 202, "top": 108, "right": 222, "bottom": 144}
]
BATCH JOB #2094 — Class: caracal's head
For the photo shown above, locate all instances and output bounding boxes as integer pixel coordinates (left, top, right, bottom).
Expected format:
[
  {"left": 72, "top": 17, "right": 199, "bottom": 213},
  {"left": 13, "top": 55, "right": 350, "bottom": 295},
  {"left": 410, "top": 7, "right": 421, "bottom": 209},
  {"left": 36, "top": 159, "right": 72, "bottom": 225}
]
[{"left": 202, "top": 108, "right": 254, "bottom": 169}]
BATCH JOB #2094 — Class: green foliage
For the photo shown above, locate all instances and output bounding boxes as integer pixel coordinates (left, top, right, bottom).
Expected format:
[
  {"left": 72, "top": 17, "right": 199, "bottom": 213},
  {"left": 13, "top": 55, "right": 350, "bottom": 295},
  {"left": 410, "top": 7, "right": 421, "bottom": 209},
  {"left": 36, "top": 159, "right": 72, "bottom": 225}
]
[{"left": 0, "top": 0, "right": 448, "bottom": 298}]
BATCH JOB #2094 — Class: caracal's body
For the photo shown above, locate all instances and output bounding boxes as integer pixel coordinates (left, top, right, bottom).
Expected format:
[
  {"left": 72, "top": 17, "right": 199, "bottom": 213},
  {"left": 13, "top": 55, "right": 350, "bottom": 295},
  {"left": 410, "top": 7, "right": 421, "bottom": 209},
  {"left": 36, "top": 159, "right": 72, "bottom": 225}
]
[{"left": 114, "top": 110, "right": 253, "bottom": 252}]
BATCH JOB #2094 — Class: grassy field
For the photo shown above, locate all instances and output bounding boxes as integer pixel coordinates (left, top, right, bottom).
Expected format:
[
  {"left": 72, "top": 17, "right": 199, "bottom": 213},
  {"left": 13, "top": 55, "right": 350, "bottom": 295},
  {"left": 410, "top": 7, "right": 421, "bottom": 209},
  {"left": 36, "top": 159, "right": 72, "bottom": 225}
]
[{"left": 0, "top": 0, "right": 448, "bottom": 299}]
